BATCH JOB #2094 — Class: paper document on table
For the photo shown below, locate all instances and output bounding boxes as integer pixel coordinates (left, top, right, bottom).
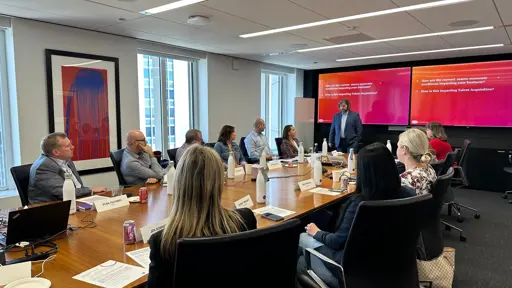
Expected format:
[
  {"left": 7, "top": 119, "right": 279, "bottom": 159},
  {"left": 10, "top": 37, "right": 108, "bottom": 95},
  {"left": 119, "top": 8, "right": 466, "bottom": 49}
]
[
  {"left": 309, "top": 188, "right": 342, "bottom": 196},
  {"left": 126, "top": 247, "right": 151, "bottom": 270},
  {"left": 252, "top": 206, "right": 295, "bottom": 217},
  {"left": 73, "top": 260, "right": 147, "bottom": 288},
  {"left": 77, "top": 195, "right": 109, "bottom": 205}
]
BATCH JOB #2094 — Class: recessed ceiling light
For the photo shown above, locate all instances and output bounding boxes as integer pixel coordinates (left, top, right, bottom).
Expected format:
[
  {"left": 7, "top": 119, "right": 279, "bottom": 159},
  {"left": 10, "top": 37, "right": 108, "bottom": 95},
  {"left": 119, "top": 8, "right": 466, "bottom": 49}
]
[
  {"left": 335, "top": 44, "right": 504, "bottom": 62},
  {"left": 449, "top": 20, "right": 479, "bottom": 27},
  {"left": 240, "top": 0, "right": 473, "bottom": 38},
  {"left": 298, "top": 26, "right": 494, "bottom": 53},
  {"left": 141, "top": 0, "right": 205, "bottom": 15},
  {"left": 187, "top": 15, "right": 210, "bottom": 26}
]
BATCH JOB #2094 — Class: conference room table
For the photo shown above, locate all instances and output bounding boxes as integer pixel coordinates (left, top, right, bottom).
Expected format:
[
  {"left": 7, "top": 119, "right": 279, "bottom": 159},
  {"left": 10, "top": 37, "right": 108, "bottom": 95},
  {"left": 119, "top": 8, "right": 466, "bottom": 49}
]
[{"left": 6, "top": 162, "right": 355, "bottom": 287}]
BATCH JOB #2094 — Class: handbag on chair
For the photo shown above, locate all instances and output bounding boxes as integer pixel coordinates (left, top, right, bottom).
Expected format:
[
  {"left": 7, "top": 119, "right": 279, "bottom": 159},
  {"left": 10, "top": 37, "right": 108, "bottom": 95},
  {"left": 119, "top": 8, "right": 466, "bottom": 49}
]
[{"left": 417, "top": 247, "right": 455, "bottom": 288}]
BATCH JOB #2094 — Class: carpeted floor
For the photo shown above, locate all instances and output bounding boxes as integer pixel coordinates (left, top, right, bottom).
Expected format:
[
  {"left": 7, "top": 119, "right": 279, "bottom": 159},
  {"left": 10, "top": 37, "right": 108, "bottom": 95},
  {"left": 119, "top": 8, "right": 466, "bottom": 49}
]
[{"left": 442, "top": 188, "right": 512, "bottom": 288}]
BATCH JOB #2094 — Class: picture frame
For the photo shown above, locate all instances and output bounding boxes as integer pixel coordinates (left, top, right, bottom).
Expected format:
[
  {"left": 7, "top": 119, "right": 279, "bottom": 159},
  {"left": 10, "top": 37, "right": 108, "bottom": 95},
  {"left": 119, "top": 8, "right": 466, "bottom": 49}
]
[{"left": 45, "top": 49, "right": 121, "bottom": 175}]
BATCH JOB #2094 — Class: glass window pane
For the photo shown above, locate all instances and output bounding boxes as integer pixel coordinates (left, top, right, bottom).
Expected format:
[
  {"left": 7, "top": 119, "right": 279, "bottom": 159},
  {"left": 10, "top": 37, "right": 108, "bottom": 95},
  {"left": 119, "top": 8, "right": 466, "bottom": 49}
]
[
  {"left": 261, "top": 73, "right": 284, "bottom": 154},
  {"left": 139, "top": 54, "right": 192, "bottom": 151}
]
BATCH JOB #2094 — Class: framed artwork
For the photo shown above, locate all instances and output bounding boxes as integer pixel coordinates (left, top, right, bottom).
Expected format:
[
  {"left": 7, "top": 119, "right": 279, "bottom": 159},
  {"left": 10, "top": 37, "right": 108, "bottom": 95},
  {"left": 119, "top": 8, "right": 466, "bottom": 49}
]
[{"left": 45, "top": 49, "right": 121, "bottom": 175}]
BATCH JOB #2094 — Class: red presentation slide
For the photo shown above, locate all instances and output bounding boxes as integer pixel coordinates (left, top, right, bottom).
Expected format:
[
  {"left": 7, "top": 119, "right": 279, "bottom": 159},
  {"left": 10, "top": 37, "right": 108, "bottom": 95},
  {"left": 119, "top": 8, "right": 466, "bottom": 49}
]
[
  {"left": 318, "top": 68, "right": 411, "bottom": 125},
  {"left": 410, "top": 60, "right": 512, "bottom": 127}
]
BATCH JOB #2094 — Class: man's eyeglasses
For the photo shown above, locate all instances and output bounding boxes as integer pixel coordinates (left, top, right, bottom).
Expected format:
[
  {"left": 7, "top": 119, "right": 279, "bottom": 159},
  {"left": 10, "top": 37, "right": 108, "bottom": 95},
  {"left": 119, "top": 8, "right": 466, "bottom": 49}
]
[{"left": 135, "top": 139, "right": 147, "bottom": 143}]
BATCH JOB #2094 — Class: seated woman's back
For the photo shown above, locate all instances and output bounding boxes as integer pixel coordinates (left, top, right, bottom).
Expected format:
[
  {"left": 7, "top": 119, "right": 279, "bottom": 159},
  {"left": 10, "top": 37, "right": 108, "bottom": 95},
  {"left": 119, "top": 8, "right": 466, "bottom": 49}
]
[
  {"left": 426, "top": 122, "right": 452, "bottom": 161},
  {"left": 147, "top": 145, "right": 256, "bottom": 288},
  {"left": 397, "top": 128, "right": 437, "bottom": 195}
]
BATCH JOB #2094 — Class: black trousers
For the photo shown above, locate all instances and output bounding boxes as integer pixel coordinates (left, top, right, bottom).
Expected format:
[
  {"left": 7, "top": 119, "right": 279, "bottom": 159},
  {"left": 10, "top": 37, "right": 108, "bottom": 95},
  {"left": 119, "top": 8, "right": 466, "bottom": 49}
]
[{"left": 336, "top": 138, "right": 358, "bottom": 153}]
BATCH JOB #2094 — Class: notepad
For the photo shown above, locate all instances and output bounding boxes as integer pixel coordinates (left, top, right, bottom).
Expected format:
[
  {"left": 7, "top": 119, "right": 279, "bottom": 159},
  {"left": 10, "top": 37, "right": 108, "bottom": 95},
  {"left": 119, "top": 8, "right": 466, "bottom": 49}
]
[{"left": 252, "top": 206, "right": 295, "bottom": 217}]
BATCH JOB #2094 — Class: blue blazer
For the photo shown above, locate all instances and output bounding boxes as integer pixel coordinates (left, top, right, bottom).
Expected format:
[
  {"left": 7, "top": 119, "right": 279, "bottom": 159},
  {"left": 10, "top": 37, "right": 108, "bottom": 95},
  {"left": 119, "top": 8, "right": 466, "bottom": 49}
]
[{"left": 328, "top": 111, "right": 363, "bottom": 149}]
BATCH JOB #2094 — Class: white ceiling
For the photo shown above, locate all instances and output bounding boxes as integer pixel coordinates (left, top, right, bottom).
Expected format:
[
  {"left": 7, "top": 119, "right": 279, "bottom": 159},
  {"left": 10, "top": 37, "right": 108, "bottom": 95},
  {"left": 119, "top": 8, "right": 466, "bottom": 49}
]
[{"left": 0, "top": 0, "right": 511, "bottom": 69}]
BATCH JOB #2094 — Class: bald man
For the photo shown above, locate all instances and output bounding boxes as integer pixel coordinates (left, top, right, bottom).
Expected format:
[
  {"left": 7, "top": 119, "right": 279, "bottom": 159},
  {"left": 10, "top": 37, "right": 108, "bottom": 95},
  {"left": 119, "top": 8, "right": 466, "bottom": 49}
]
[
  {"left": 244, "top": 118, "right": 273, "bottom": 162},
  {"left": 120, "top": 130, "right": 166, "bottom": 185}
]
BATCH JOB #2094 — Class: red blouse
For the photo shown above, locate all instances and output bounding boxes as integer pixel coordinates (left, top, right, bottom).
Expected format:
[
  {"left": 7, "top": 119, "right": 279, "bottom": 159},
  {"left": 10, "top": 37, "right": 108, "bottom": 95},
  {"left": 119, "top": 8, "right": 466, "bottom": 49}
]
[{"left": 429, "top": 138, "right": 452, "bottom": 161}]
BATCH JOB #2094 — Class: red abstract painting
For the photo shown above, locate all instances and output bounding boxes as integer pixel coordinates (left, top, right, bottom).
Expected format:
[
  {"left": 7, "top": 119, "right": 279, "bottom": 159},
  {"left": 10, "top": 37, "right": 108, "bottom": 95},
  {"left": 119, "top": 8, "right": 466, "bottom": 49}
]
[{"left": 62, "top": 66, "right": 110, "bottom": 161}]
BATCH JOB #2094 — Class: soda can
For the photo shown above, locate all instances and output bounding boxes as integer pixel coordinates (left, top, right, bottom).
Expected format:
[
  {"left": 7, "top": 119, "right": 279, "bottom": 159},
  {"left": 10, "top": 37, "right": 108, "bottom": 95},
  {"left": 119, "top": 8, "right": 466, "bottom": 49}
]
[
  {"left": 139, "top": 187, "right": 148, "bottom": 204},
  {"left": 341, "top": 175, "right": 349, "bottom": 191},
  {"left": 123, "top": 220, "right": 136, "bottom": 244}
]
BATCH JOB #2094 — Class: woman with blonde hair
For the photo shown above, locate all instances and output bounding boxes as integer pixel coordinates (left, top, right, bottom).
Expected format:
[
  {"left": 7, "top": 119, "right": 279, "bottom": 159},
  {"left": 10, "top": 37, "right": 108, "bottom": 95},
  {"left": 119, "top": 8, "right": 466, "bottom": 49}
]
[
  {"left": 147, "top": 145, "right": 256, "bottom": 287},
  {"left": 397, "top": 128, "right": 437, "bottom": 195}
]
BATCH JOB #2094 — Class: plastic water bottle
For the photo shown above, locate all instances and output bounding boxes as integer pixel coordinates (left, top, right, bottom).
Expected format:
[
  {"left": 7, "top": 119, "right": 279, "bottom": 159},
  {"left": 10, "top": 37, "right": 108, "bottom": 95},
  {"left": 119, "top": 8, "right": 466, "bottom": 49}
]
[
  {"left": 298, "top": 142, "right": 304, "bottom": 162},
  {"left": 386, "top": 140, "right": 392, "bottom": 153},
  {"left": 260, "top": 150, "right": 267, "bottom": 169},
  {"left": 227, "top": 152, "right": 235, "bottom": 179},
  {"left": 167, "top": 162, "right": 175, "bottom": 195},
  {"left": 314, "top": 143, "right": 318, "bottom": 153},
  {"left": 313, "top": 154, "right": 323, "bottom": 186},
  {"left": 62, "top": 171, "right": 76, "bottom": 215},
  {"left": 256, "top": 168, "right": 266, "bottom": 203},
  {"left": 322, "top": 138, "right": 328, "bottom": 156},
  {"left": 348, "top": 148, "right": 355, "bottom": 173}
]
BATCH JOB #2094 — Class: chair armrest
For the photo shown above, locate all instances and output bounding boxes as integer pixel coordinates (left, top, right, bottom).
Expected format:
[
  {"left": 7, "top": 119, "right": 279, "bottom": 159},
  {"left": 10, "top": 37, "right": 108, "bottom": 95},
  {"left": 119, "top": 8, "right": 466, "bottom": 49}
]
[{"left": 304, "top": 248, "right": 346, "bottom": 288}]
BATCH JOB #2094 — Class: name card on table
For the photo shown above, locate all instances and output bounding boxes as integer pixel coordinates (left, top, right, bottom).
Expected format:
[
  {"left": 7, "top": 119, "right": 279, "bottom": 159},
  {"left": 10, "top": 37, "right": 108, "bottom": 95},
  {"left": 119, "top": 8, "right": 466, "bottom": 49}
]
[
  {"left": 298, "top": 179, "right": 317, "bottom": 192},
  {"left": 235, "top": 167, "right": 246, "bottom": 176},
  {"left": 234, "top": 195, "right": 254, "bottom": 209},
  {"left": 267, "top": 161, "right": 282, "bottom": 170},
  {"left": 140, "top": 218, "right": 169, "bottom": 243},
  {"left": 94, "top": 195, "right": 129, "bottom": 213}
]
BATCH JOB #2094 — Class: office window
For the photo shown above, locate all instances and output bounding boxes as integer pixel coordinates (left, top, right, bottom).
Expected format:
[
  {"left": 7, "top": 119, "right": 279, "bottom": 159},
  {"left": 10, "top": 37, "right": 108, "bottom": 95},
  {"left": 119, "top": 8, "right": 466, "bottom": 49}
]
[
  {"left": 261, "top": 72, "right": 285, "bottom": 153},
  {"left": 138, "top": 53, "right": 194, "bottom": 151},
  {"left": 0, "top": 30, "right": 11, "bottom": 190}
]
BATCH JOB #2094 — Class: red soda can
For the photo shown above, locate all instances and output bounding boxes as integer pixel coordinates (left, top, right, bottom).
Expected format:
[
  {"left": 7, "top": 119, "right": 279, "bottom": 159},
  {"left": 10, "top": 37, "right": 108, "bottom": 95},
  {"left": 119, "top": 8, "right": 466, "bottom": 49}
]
[
  {"left": 123, "top": 220, "right": 136, "bottom": 244},
  {"left": 139, "top": 187, "right": 148, "bottom": 204}
]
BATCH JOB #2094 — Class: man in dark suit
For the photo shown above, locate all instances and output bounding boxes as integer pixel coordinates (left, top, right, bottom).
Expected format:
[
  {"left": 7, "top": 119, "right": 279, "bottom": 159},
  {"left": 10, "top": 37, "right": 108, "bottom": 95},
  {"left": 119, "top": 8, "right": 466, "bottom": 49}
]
[
  {"left": 28, "top": 132, "right": 107, "bottom": 204},
  {"left": 328, "top": 99, "right": 363, "bottom": 153}
]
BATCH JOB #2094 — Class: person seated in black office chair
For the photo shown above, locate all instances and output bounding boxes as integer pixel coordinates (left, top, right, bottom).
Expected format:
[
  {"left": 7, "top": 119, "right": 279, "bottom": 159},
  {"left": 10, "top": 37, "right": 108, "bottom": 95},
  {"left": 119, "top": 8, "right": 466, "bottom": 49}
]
[
  {"left": 147, "top": 145, "right": 256, "bottom": 288},
  {"left": 297, "top": 143, "right": 415, "bottom": 287}
]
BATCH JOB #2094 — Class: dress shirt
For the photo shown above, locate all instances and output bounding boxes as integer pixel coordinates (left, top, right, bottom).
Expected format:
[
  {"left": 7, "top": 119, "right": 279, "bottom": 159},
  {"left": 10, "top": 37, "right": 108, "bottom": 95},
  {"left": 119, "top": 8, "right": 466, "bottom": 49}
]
[
  {"left": 120, "top": 149, "right": 165, "bottom": 186},
  {"left": 340, "top": 111, "right": 348, "bottom": 138},
  {"left": 52, "top": 157, "right": 82, "bottom": 188},
  {"left": 244, "top": 130, "right": 271, "bottom": 160}
]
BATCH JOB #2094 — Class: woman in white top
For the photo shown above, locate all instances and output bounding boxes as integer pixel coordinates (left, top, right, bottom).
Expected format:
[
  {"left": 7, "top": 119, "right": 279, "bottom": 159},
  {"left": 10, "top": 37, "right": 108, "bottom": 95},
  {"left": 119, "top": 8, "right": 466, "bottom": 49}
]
[{"left": 397, "top": 128, "right": 437, "bottom": 195}]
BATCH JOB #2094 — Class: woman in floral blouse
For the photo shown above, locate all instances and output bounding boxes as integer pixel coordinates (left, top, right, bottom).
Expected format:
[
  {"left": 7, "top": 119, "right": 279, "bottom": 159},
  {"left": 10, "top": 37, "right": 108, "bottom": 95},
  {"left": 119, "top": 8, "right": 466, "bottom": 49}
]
[{"left": 397, "top": 128, "right": 437, "bottom": 195}]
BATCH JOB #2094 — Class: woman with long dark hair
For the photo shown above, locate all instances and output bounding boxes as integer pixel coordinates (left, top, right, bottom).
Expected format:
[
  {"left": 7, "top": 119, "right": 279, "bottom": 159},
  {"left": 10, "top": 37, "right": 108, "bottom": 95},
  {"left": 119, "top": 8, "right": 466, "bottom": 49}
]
[
  {"left": 297, "top": 143, "right": 414, "bottom": 287},
  {"left": 426, "top": 122, "right": 452, "bottom": 161},
  {"left": 280, "top": 125, "right": 300, "bottom": 159}
]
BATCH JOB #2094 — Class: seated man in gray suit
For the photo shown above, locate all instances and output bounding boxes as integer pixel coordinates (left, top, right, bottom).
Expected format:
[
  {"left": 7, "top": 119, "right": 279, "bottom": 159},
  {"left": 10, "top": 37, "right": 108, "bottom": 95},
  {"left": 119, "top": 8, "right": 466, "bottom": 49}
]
[
  {"left": 28, "top": 132, "right": 107, "bottom": 204},
  {"left": 121, "top": 130, "right": 166, "bottom": 186}
]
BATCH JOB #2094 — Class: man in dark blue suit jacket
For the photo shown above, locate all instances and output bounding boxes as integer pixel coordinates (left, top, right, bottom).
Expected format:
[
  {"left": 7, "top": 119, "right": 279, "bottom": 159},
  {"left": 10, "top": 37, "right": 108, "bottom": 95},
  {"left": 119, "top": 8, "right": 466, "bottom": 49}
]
[{"left": 328, "top": 99, "right": 363, "bottom": 153}]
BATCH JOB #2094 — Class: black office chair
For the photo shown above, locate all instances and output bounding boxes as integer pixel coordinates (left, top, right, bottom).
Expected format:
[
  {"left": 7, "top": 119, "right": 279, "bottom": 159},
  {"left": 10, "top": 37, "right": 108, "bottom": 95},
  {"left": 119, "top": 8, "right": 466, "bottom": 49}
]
[
  {"left": 501, "top": 155, "right": 512, "bottom": 203},
  {"left": 10, "top": 164, "right": 32, "bottom": 206},
  {"left": 445, "top": 140, "right": 480, "bottom": 222},
  {"left": 204, "top": 142, "right": 216, "bottom": 148},
  {"left": 239, "top": 137, "right": 257, "bottom": 164},
  {"left": 420, "top": 169, "right": 463, "bottom": 261},
  {"left": 167, "top": 148, "right": 179, "bottom": 168},
  {"left": 109, "top": 149, "right": 128, "bottom": 186},
  {"left": 275, "top": 137, "right": 283, "bottom": 158},
  {"left": 298, "top": 194, "right": 433, "bottom": 288},
  {"left": 431, "top": 151, "right": 456, "bottom": 176},
  {"left": 173, "top": 219, "right": 302, "bottom": 288}
]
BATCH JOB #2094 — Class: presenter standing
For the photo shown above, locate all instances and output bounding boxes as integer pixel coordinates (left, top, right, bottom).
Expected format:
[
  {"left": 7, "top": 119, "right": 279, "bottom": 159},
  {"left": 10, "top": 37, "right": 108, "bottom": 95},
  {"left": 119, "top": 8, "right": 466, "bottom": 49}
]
[{"left": 328, "top": 99, "right": 363, "bottom": 153}]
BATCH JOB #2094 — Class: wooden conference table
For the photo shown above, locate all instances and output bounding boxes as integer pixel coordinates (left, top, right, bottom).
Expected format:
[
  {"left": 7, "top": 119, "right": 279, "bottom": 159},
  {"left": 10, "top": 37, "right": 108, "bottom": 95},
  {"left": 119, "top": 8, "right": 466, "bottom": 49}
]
[{"left": 7, "top": 163, "right": 355, "bottom": 287}]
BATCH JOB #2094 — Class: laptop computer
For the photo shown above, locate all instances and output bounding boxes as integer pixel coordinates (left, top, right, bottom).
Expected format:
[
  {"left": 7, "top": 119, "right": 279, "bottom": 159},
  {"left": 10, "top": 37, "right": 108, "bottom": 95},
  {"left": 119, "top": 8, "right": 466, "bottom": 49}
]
[{"left": 0, "top": 200, "right": 71, "bottom": 246}]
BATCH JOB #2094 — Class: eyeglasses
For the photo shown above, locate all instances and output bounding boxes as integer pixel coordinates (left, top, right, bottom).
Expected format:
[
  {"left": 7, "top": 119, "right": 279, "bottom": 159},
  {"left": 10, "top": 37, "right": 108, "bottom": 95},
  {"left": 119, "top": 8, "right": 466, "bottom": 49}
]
[{"left": 135, "top": 139, "right": 147, "bottom": 143}]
